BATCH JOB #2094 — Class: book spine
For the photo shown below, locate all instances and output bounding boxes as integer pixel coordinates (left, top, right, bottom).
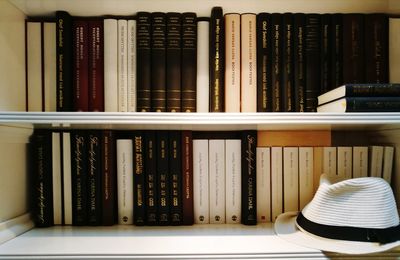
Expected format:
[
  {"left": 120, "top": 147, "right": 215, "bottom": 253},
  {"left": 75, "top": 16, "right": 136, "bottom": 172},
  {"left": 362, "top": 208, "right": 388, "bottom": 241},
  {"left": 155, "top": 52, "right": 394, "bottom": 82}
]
[
  {"left": 224, "top": 13, "right": 241, "bottom": 113},
  {"left": 209, "top": 139, "right": 225, "bottom": 224},
  {"left": 52, "top": 132, "right": 62, "bottom": 225},
  {"left": 241, "top": 131, "right": 257, "bottom": 225},
  {"left": 282, "top": 13, "right": 294, "bottom": 112},
  {"left": 71, "top": 131, "right": 88, "bottom": 225},
  {"left": 62, "top": 132, "right": 72, "bottom": 225},
  {"left": 337, "top": 146, "right": 352, "bottom": 180},
  {"left": 257, "top": 13, "right": 272, "bottom": 112},
  {"left": 169, "top": 131, "right": 182, "bottom": 225},
  {"left": 299, "top": 147, "right": 313, "bottom": 210},
  {"left": 144, "top": 131, "right": 158, "bottom": 225},
  {"left": 166, "top": 13, "right": 182, "bottom": 112},
  {"left": 313, "top": 147, "right": 323, "bottom": 193},
  {"left": 283, "top": 147, "right": 299, "bottom": 212},
  {"left": 127, "top": 19, "right": 137, "bottom": 112},
  {"left": 382, "top": 146, "right": 394, "bottom": 183},
  {"left": 271, "top": 147, "right": 283, "bottom": 221},
  {"left": 320, "top": 14, "right": 331, "bottom": 95},
  {"left": 369, "top": 145, "right": 384, "bottom": 177},
  {"left": 104, "top": 18, "right": 118, "bottom": 112},
  {"left": 181, "top": 131, "right": 194, "bottom": 225},
  {"left": 88, "top": 20, "right": 104, "bottom": 112},
  {"left": 118, "top": 19, "right": 128, "bottom": 112},
  {"left": 43, "top": 21, "right": 57, "bottom": 112},
  {"left": 271, "top": 13, "right": 282, "bottom": 112},
  {"left": 352, "top": 146, "right": 368, "bottom": 178},
  {"left": 345, "top": 96, "right": 400, "bottom": 112},
  {"left": 365, "top": 13, "right": 389, "bottom": 83},
  {"left": 329, "top": 14, "right": 343, "bottom": 90},
  {"left": 226, "top": 139, "right": 241, "bottom": 224},
  {"left": 56, "top": 11, "right": 73, "bottom": 111},
  {"left": 27, "top": 21, "right": 43, "bottom": 112},
  {"left": 323, "top": 147, "right": 337, "bottom": 177},
  {"left": 182, "top": 12, "right": 197, "bottom": 112},
  {"left": 241, "top": 13, "right": 257, "bottom": 112},
  {"left": 87, "top": 131, "right": 102, "bottom": 225},
  {"left": 209, "top": 7, "right": 225, "bottom": 112},
  {"left": 133, "top": 131, "right": 146, "bottom": 225},
  {"left": 101, "top": 130, "right": 116, "bottom": 226},
  {"left": 157, "top": 131, "right": 169, "bottom": 225},
  {"left": 151, "top": 13, "right": 167, "bottom": 112},
  {"left": 137, "top": 12, "right": 152, "bottom": 112},
  {"left": 389, "top": 17, "right": 400, "bottom": 83},
  {"left": 193, "top": 139, "right": 209, "bottom": 224},
  {"left": 256, "top": 147, "right": 271, "bottom": 223},
  {"left": 73, "top": 20, "right": 89, "bottom": 112},
  {"left": 293, "top": 13, "right": 306, "bottom": 112},
  {"left": 196, "top": 18, "right": 210, "bottom": 112}
]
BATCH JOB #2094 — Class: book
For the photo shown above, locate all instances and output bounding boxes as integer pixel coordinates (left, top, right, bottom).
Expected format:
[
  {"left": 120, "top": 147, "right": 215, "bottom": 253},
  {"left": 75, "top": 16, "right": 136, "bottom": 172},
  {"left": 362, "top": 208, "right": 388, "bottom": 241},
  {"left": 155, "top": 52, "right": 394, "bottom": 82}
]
[
  {"left": 181, "top": 12, "right": 197, "bottom": 112},
  {"left": 104, "top": 18, "right": 118, "bottom": 112},
  {"left": 144, "top": 131, "right": 157, "bottom": 225},
  {"left": 317, "top": 96, "right": 400, "bottom": 112},
  {"left": 293, "top": 13, "right": 306, "bottom": 112},
  {"left": 241, "top": 131, "right": 257, "bottom": 225},
  {"left": 169, "top": 131, "right": 182, "bottom": 225},
  {"left": 337, "top": 146, "right": 352, "bottom": 180},
  {"left": 88, "top": 20, "right": 104, "bottom": 112},
  {"left": 133, "top": 131, "right": 145, "bottom": 225},
  {"left": 157, "top": 131, "right": 169, "bottom": 225},
  {"left": 101, "top": 130, "right": 116, "bottom": 226},
  {"left": 151, "top": 13, "right": 167, "bottom": 112},
  {"left": 271, "top": 13, "right": 282, "bottom": 112},
  {"left": 318, "top": 83, "right": 400, "bottom": 106},
  {"left": 137, "top": 12, "right": 152, "bottom": 112},
  {"left": 329, "top": 13, "right": 343, "bottom": 91},
  {"left": 257, "top": 130, "right": 331, "bottom": 147},
  {"left": 382, "top": 146, "right": 394, "bottom": 183},
  {"left": 87, "top": 131, "right": 102, "bottom": 225},
  {"left": 256, "top": 147, "right": 271, "bottom": 223},
  {"left": 369, "top": 145, "right": 384, "bottom": 177},
  {"left": 323, "top": 147, "right": 337, "bottom": 177},
  {"left": 166, "top": 13, "right": 182, "bottom": 112},
  {"left": 225, "top": 139, "right": 241, "bottom": 224},
  {"left": 181, "top": 131, "right": 193, "bottom": 225},
  {"left": 193, "top": 139, "right": 209, "bottom": 224},
  {"left": 352, "top": 146, "right": 368, "bottom": 178},
  {"left": 43, "top": 21, "right": 57, "bottom": 112},
  {"left": 196, "top": 17, "right": 210, "bottom": 113},
  {"left": 320, "top": 14, "right": 331, "bottom": 95},
  {"left": 224, "top": 13, "right": 241, "bottom": 113},
  {"left": 209, "top": 139, "right": 225, "bottom": 224},
  {"left": 282, "top": 13, "right": 294, "bottom": 112},
  {"left": 62, "top": 132, "right": 72, "bottom": 225},
  {"left": 52, "top": 132, "right": 62, "bottom": 225},
  {"left": 116, "top": 139, "right": 134, "bottom": 224},
  {"left": 127, "top": 19, "right": 137, "bottom": 112},
  {"left": 283, "top": 147, "right": 299, "bottom": 212},
  {"left": 118, "top": 19, "right": 128, "bottom": 112},
  {"left": 26, "top": 20, "right": 42, "bottom": 111},
  {"left": 299, "top": 147, "right": 313, "bottom": 209},
  {"left": 389, "top": 17, "right": 400, "bottom": 83},
  {"left": 313, "top": 147, "right": 323, "bottom": 193},
  {"left": 209, "top": 7, "right": 225, "bottom": 112},
  {"left": 271, "top": 146, "right": 283, "bottom": 222}
]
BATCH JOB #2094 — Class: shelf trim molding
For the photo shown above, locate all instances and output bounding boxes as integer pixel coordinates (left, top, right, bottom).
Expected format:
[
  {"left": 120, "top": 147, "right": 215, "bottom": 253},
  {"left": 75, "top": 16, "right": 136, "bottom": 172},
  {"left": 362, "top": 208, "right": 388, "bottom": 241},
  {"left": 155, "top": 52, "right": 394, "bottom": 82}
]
[{"left": 0, "top": 213, "right": 34, "bottom": 246}]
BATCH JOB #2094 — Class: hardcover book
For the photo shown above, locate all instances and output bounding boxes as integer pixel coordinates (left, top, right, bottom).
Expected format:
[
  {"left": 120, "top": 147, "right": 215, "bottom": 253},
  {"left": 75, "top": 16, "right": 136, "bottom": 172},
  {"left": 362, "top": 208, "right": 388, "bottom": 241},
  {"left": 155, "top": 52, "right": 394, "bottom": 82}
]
[
  {"left": 104, "top": 18, "right": 118, "bottom": 112},
  {"left": 282, "top": 13, "right": 294, "bottom": 112},
  {"left": 382, "top": 146, "right": 394, "bottom": 183},
  {"left": 323, "top": 146, "right": 337, "bottom": 177},
  {"left": 101, "top": 130, "right": 116, "bottom": 226},
  {"left": 299, "top": 147, "right": 313, "bottom": 210},
  {"left": 271, "top": 13, "right": 282, "bottom": 112},
  {"left": 118, "top": 19, "right": 128, "bottom": 112},
  {"left": 320, "top": 14, "right": 331, "bottom": 95},
  {"left": 63, "top": 132, "right": 72, "bottom": 225},
  {"left": 127, "top": 19, "right": 137, "bottom": 112},
  {"left": 257, "top": 130, "right": 331, "bottom": 147},
  {"left": 271, "top": 146, "right": 283, "bottom": 222},
  {"left": 256, "top": 147, "right": 271, "bottom": 223},
  {"left": 43, "top": 21, "right": 57, "bottom": 112},
  {"left": 337, "top": 146, "right": 352, "bottom": 180},
  {"left": 26, "top": 20, "right": 42, "bottom": 112},
  {"left": 369, "top": 145, "right": 383, "bottom": 177},
  {"left": 193, "top": 139, "right": 209, "bottom": 224},
  {"left": 352, "top": 146, "right": 368, "bottom": 178},
  {"left": 389, "top": 17, "right": 400, "bottom": 83},
  {"left": 209, "top": 139, "right": 225, "bottom": 224},
  {"left": 283, "top": 147, "right": 299, "bottom": 212},
  {"left": 87, "top": 131, "right": 102, "bottom": 225},
  {"left": 181, "top": 131, "right": 194, "bottom": 225},
  {"left": 169, "top": 131, "right": 182, "bottom": 225},
  {"left": 317, "top": 96, "right": 400, "bottom": 112},
  {"left": 88, "top": 20, "right": 104, "bottom": 112},
  {"left": 329, "top": 13, "right": 343, "bottom": 91},
  {"left": 52, "top": 132, "right": 62, "bottom": 225},
  {"left": 144, "top": 131, "right": 158, "bottom": 225},
  {"left": 293, "top": 13, "right": 306, "bottom": 112},
  {"left": 196, "top": 17, "right": 210, "bottom": 113},
  {"left": 157, "top": 131, "right": 169, "bottom": 225},
  {"left": 133, "top": 131, "right": 146, "bottom": 225},
  {"left": 226, "top": 139, "right": 241, "bottom": 224}
]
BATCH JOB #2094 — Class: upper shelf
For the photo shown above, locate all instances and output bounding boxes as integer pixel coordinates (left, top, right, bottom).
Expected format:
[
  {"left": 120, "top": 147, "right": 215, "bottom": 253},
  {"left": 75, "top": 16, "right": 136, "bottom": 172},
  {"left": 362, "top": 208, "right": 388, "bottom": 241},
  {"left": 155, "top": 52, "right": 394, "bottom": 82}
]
[{"left": 0, "top": 112, "right": 399, "bottom": 131}]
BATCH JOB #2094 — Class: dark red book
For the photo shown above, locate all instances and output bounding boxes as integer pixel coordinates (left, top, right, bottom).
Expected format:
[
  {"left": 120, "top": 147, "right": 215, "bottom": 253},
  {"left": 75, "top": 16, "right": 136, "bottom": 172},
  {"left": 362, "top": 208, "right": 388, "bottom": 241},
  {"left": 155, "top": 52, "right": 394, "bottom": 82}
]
[
  {"left": 73, "top": 20, "right": 89, "bottom": 111},
  {"left": 181, "top": 131, "right": 193, "bottom": 225},
  {"left": 88, "top": 20, "right": 104, "bottom": 111}
]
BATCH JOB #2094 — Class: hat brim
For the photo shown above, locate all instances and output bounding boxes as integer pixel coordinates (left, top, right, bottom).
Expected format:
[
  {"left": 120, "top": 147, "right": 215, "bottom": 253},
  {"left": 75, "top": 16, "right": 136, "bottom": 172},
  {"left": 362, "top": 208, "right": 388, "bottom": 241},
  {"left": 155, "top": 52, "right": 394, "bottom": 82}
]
[{"left": 274, "top": 211, "right": 400, "bottom": 255}]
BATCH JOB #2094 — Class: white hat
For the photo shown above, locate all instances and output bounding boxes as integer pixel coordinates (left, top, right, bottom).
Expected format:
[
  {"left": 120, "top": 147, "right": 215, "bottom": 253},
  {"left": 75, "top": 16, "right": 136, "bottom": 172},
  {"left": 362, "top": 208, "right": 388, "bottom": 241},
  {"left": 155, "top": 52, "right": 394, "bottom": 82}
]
[{"left": 274, "top": 174, "right": 400, "bottom": 254}]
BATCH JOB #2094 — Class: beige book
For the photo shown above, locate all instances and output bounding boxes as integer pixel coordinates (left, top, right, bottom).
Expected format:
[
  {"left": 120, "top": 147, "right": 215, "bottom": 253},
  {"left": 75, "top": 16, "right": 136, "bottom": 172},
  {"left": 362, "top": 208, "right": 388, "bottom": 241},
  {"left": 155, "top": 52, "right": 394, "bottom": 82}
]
[
  {"left": 389, "top": 17, "right": 400, "bottom": 82},
  {"left": 27, "top": 21, "right": 42, "bottom": 111},
  {"left": 382, "top": 146, "right": 394, "bottom": 183},
  {"left": 209, "top": 140, "right": 225, "bottom": 224},
  {"left": 352, "top": 146, "right": 368, "bottom": 178},
  {"left": 283, "top": 147, "right": 299, "bottom": 212},
  {"left": 369, "top": 146, "right": 384, "bottom": 177},
  {"left": 271, "top": 147, "right": 283, "bottom": 222},
  {"left": 323, "top": 147, "right": 337, "bottom": 177},
  {"left": 337, "top": 146, "right": 352, "bottom": 180},
  {"left": 313, "top": 147, "right": 323, "bottom": 193},
  {"left": 256, "top": 147, "right": 271, "bottom": 223},
  {"left": 257, "top": 130, "right": 331, "bottom": 147},
  {"left": 299, "top": 147, "right": 313, "bottom": 210}
]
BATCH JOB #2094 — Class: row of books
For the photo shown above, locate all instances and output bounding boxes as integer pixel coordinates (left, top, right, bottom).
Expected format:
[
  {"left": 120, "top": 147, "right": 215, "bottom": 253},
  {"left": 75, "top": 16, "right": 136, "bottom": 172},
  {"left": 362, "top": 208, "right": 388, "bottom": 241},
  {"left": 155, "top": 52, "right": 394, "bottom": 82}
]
[{"left": 26, "top": 8, "right": 399, "bottom": 113}]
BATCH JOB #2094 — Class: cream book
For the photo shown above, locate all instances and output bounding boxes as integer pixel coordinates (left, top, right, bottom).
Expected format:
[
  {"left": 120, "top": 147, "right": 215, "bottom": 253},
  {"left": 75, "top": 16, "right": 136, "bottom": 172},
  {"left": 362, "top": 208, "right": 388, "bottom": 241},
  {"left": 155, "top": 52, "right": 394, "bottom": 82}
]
[
  {"left": 62, "top": 132, "right": 72, "bottom": 225},
  {"left": 271, "top": 147, "right": 283, "bottom": 221},
  {"left": 369, "top": 145, "right": 383, "bottom": 177},
  {"left": 352, "top": 146, "right": 368, "bottom": 178},
  {"left": 323, "top": 147, "right": 337, "bottom": 177},
  {"left": 225, "top": 139, "right": 241, "bottom": 224},
  {"left": 52, "top": 132, "right": 62, "bottom": 225},
  {"left": 193, "top": 139, "right": 209, "bottom": 224},
  {"left": 127, "top": 19, "right": 137, "bottom": 112},
  {"left": 389, "top": 17, "right": 400, "bottom": 83},
  {"left": 196, "top": 18, "right": 209, "bottom": 112},
  {"left": 104, "top": 18, "right": 118, "bottom": 112},
  {"left": 299, "top": 147, "right": 313, "bottom": 210},
  {"left": 382, "top": 146, "right": 394, "bottom": 183},
  {"left": 313, "top": 147, "right": 323, "bottom": 193},
  {"left": 118, "top": 19, "right": 128, "bottom": 112},
  {"left": 44, "top": 21, "right": 57, "bottom": 112},
  {"left": 256, "top": 147, "right": 271, "bottom": 223},
  {"left": 337, "top": 147, "right": 352, "bottom": 180},
  {"left": 209, "top": 140, "right": 225, "bottom": 224},
  {"left": 27, "top": 21, "right": 42, "bottom": 111},
  {"left": 283, "top": 147, "right": 299, "bottom": 212}
]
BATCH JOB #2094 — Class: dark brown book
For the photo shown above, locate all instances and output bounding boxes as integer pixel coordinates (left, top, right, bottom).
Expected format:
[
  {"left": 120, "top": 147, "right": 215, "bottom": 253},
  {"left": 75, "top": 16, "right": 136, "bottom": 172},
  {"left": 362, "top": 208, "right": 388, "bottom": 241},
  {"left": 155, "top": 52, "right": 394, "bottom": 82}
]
[
  {"left": 320, "top": 14, "right": 331, "bottom": 95},
  {"left": 133, "top": 131, "right": 146, "bottom": 226},
  {"left": 293, "top": 13, "right": 306, "bottom": 112},
  {"left": 88, "top": 20, "right": 104, "bottom": 112},
  {"left": 145, "top": 131, "right": 158, "bottom": 225},
  {"left": 73, "top": 20, "right": 89, "bottom": 111},
  {"left": 181, "top": 131, "right": 193, "bottom": 225},
  {"left": 101, "top": 130, "right": 116, "bottom": 226},
  {"left": 169, "top": 131, "right": 182, "bottom": 225},
  {"left": 271, "top": 13, "right": 282, "bottom": 112},
  {"left": 87, "top": 131, "right": 102, "bottom": 226},
  {"left": 329, "top": 13, "right": 343, "bottom": 90},
  {"left": 282, "top": 13, "right": 294, "bottom": 112},
  {"left": 157, "top": 131, "right": 169, "bottom": 225}
]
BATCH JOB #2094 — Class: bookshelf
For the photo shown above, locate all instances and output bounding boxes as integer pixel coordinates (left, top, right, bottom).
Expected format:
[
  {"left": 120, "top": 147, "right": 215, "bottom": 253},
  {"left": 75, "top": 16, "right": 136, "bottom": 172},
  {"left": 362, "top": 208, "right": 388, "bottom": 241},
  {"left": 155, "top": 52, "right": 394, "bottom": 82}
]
[{"left": 1, "top": 0, "right": 400, "bottom": 258}]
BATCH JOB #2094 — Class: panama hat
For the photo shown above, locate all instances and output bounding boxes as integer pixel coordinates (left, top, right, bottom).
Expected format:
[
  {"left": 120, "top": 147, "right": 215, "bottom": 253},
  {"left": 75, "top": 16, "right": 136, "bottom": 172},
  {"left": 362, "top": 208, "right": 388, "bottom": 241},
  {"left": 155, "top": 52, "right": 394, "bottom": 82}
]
[{"left": 274, "top": 174, "right": 400, "bottom": 254}]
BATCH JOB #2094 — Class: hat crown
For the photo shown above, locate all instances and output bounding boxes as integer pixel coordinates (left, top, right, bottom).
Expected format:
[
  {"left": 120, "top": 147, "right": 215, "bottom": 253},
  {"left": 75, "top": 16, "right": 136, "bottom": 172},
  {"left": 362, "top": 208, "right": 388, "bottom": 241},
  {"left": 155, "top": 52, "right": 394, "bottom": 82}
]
[{"left": 303, "top": 175, "right": 400, "bottom": 229}]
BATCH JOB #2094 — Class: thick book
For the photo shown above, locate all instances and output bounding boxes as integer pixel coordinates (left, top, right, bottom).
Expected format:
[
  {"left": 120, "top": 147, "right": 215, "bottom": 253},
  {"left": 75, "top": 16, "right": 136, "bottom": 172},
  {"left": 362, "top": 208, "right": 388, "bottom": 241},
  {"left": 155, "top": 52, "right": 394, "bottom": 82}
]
[
  {"left": 193, "top": 139, "right": 209, "bottom": 224},
  {"left": 181, "top": 131, "right": 194, "bottom": 225},
  {"left": 88, "top": 20, "right": 104, "bottom": 112},
  {"left": 225, "top": 139, "right": 241, "bottom": 224},
  {"left": 369, "top": 145, "right": 383, "bottom": 177},
  {"left": 56, "top": 11, "right": 73, "bottom": 111},
  {"left": 52, "top": 132, "right": 62, "bottom": 225},
  {"left": 166, "top": 13, "right": 182, "bottom": 112},
  {"left": 196, "top": 17, "right": 210, "bottom": 113},
  {"left": 282, "top": 13, "right": 294, "bottom": 112},
  {"left": 169, "top": 131, "right": 182, "bottom": 225},
  {"left": 137, "top": 12, "right": 152, "bottom": 112},
  {"left": 389, "top": 17, "right": 400, "bottom": 83},
  {"left": 43, "top": 21, "right": 57, "bottom": 112},
  {"left": 127, "top": 19, "right": 137, "bottom": 112},
  {"left": 62, "top": 132, "right": 72, "bottom": 225},
  {"left": 151, "top": 13, "right": 167, "bottom": 112},
  {"left": 299, "top": 147, "right": 313, "bottom": 210},
  {"left": 118, "top": 19, "right": 128, "bottom": 112},
  {"left": 104, "top": 18, "right": 118, "bottom": 112},
  {"left": 209, "top": 139, "right": 225, "bottom": 224},
  {"left": 181, "top": 12, "right": 197, "bottom": 112},
  {"left": 313, "top": 147, "right": 323, "bottom": 193},
  {"left": 382, "top": 146, "right": 394, "bottom": 183},
  {"left": 224, "top": 13, "right": 241, "bottom": 113},
  {"left": 317, "top": 96, "right": 400, "bottom": 112},
  {"left": 337, "top": 146, "right": 352, "bottom": 180},
  {"left": 257, "top": 130, "right": 331, "bottom": 147},
  {"left": 352, "top": 146, "right": 368, "bottom": 178},
  {"left": 241, "top": 131, "right": 257, "bottom": 225},
  {"left": 256, "top": 13, "right": 272, "bottom": 112},
  {"left": 317, "top": 83, "right": 400, "bottom": 106},
  {"left": 133, "top": 131, "right": 146, "bottom": 225},
  {"left": 101, "top": 130, "right": 116, "bottom": 226},
  {"left": 271, "top": 147, "right": 283, "bottom": 222},
  {"left": 26, "top": 20, "right": 42, "bottom": 112},
  {"left": 144, "top": 131, "right": 157, "bottom": 225},
  {"left": 157, "top": 131, "right": 169, "bottom": 225},
  {"left": 329, "top": 13, "right": 343, "bottom": 91},
  {"left": 209, "top": 7, "right": 225, "bottom": 112},
  {"left": 320, "top": 14, "right": 331, "bottom": 95},
  {"left": 283, "top": 147, "right": 299, "bottom": 212},
  {"left": 87, "top": 131, "right": 102, "bottom": 225},
  {"left": 293, "top": 13, "right": 306, "bottom": 112},
  {"left": 241, "top": 13, "right": 257, "bottom": 112},
  {"left": 322, "top": 146, "right": 337, "bottom": 177},
  {"left": 256, "top": 147, "right": 271, "bottom": 223},
  {"left": 271, "top": 13, "right": 282, "bottom": 112}
]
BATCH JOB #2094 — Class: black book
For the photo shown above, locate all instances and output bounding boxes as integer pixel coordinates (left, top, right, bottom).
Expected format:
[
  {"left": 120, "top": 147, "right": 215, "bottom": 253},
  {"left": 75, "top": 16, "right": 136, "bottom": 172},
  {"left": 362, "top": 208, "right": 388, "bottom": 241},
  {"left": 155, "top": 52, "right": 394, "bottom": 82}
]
[
  {"left": 101, "top": 130, "right": 116, "bottom": 226},
  {"left": 209, "top": 7, "right": 225, "bottom": 112},
  {"left": 133, "top": 131, "right": 146, "bottom": 226},
  {"left": 169, "top": 131, "right": 182, "bottom": 225},
  {"left": 320, "top": 14, "right": 331, "bottom": 95},
  {"left": 317, "top": 97, "right": 400, "bottom": 112},
  {"left": 329, "top": 14, "right": 343, "bottom": 91},
  {"left": 305, "top": 14, "right": 321, "bottom": 112},
  {"left": 181, "top": 131, "right": 193, "bottom": 225},
  {"left": 71, "top": 130, "right": 88, "bottom": 226},
  {"left": 271, "top": 13, "right": 283, "bottom": 112},
  {"left": 241, "top": 130, "right": 257, "bottom": 225},
  {"left": 137, "top": 12, "right": 152, "bottom": 112},
  {"left": 282, "top": 13, "right": 294, "bottom": 112},
  {"left": 87, "top": 131, "right": 102, "bottom": 226},
  {"left": 56, "top": 11, "right": 73, "bottom": 111},
  {"left": 31, "top": 130, "right": 53, "bottom": 227},
  {"left": 181, "top": 12, "right": 197, "bottom": 112},
  {"left": 151, "top": 12, "right": 167, "bottom": 112},
  {"left": 256, "top": 13, "right": 272, "bottom": 112},
  {"left": 157, "top": 131, "right": 169, "bottom": 225},
  {"left": 144, "top": 131, "right": 158, "bottom": 225},
  {"left": 293, "top": 13, "right": 306, "bottom": 112},
  {"left": 166, "top": 12, "right": 182, "bottom": 112}
]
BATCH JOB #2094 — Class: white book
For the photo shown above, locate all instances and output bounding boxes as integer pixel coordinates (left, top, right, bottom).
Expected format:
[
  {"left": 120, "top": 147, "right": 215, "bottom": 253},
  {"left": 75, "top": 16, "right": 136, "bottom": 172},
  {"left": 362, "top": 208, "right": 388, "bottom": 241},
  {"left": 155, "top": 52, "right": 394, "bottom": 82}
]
[
  {"left": 62, "top": 132, "right": 72, "bottom": 225},
  {"left": 389, "top": 17, "right": 400, "bottom": 83},
  {"left": 240, "top": 13, "right": 257, "bottom": 112},
  {"left": 127, "top": 19, "right": 137, "bottom": 112},
  {"left": 193, "top": 139, "right": 209, "bottom": 224},
  {"left": 209, "top": 140, "right": 225, "bottom": 224},
  {"left": 352, "top": 146, "right": 368, "bottom": 178},
  {"left": 369, "top": 146, "right": 384, "bottom": 177},
  {"left": 299, "top": 147, "right": 313, "bottom": 210},
  {"left": 52, "top": 132, "right": 62, "bottom": 225},
  {"left": 116, "top": 139, "right": 134, "bottom": 224},
  {"left": 43, "top": 21, "right": 57, "bottom": 112},
  {"left": 337, "top": 147, "right": 352, "bottom": 180},
  {"left": 196, "top": 20, "right": 209, "bottom": 113},
  {"left": 118, "top": 19, "right": 128, "bottom": 112},
  {"left": 224, "top": 13, "right": 241, "bottom": 112},
  {"left": 256, "top": 147, "right": 271, "bottom": 223},
  {"left": 271, "top": 147, "right": 283, "bottom": 222},
  {"left": 225, "top": 139, "right": 241, "bottom": 224},
  {"left": 323, "top": 147, "right": 337, "bottom": 177},
  {"left": 27, "top": 21, "right": 42, "bottom": 111},
  {"left": 382, "top": 146, "right": 394, "bottom": 183},
  {"left": 104, "top": 18, "right": 118, "bottom": 112},
  {"left": 283, "top": 147, "right": 299, "bottom": 212}
]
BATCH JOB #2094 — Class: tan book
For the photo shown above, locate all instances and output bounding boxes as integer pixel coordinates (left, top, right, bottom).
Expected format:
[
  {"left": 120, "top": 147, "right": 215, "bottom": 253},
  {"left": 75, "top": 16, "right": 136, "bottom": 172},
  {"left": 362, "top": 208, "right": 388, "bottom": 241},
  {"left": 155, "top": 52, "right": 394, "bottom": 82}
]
[
  {"left": 257, "top": 130, "right": 331, "bottom": 147},
  {"left": 313, "top": 147, "right": 323, "bottom": 193}
]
